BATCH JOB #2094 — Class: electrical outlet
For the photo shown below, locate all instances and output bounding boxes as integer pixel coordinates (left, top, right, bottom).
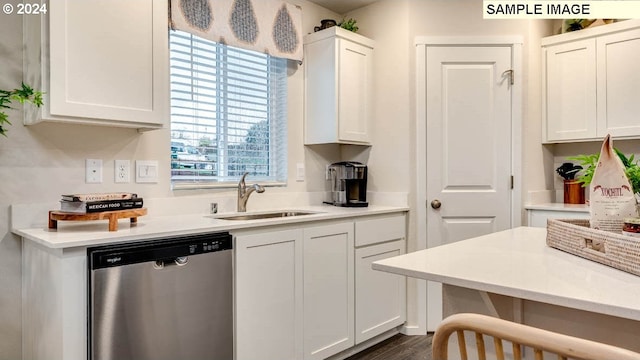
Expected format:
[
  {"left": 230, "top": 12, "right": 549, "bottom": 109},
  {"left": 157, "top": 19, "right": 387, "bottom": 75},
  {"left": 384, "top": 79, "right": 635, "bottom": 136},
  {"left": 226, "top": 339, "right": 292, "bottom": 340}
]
[
  {"left": 86, "top": 159, "right": 103, "bottom": 183},
  {"left": 115, "top": 160, "right": 130, "bottom": 183}
]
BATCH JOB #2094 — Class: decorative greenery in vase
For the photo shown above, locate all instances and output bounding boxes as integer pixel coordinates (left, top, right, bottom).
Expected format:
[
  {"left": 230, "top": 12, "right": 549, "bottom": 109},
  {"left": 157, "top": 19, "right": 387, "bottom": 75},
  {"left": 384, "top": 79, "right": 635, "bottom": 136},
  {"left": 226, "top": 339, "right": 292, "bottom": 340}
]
[
  {"left": 0, "top": 82, "right": 43, "bottom": 137},
  {"left": 564, "top": 19, "right": 596, "bottom": 32},
  {"left": 339, "top": 18, "right": 358, "bottom": 33},
  {"left": 569, "top": 149, "right": 640, "bottom": 195}
]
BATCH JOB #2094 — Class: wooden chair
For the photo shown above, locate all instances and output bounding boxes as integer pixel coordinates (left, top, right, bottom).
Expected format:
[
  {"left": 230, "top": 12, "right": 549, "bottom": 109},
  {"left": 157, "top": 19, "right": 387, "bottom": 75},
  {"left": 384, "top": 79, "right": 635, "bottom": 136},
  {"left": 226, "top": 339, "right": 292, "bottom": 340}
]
[{"left": 432, "top": 313, "right": 640, "bottom": 360}]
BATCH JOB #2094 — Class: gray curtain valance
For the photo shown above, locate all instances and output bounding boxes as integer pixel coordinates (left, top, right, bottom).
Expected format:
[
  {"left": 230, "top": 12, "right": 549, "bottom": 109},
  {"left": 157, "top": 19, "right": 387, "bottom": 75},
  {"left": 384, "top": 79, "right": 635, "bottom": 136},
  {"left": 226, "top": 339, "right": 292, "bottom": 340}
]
[{"left": 170, "top": 0, "right": 303, "bottom": 61}]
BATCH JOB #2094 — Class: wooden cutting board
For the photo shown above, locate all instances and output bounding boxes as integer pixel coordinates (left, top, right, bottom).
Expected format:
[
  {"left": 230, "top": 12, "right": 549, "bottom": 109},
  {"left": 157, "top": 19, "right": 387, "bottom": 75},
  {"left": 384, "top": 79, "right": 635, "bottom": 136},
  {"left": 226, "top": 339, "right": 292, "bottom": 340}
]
[{"left": 48, "top": 208, "right": 147, "bottom": 232}]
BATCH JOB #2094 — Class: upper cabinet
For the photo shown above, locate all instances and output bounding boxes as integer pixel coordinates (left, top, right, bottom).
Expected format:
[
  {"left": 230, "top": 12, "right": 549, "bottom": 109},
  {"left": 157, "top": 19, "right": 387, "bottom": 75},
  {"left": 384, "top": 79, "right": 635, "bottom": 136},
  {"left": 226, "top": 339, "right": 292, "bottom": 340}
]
[
  {"left": 23, "top": 0, "right": 169, "bottom": 130},
  {"left": 596, "top": 28, "right": 640, "bottom": 137},
  {"left": 304, "top": 27, "right": 374, "bottom": 145},
  {"left": 542, "top": 20, "right": 640, "bottom": 143}
]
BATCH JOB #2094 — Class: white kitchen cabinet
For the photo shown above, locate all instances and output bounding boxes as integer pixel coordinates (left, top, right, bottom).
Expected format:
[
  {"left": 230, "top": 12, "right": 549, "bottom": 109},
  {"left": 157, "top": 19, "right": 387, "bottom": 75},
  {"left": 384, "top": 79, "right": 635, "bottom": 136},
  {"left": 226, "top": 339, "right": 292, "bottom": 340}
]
[
  {"left": 304, "top": 27, "right": 374, "bottom": 145},
  {"left": 526, "top": 206, "right": 589, "bottom": 228},
  {"left": 596, "top": 28, "right": 640, "bottom": 137},
  {"left": 543, "top": 39, "right": 597, "bottom": 142},
  {"left": 233, "top": 213, "right": 407, "bottom": 360},
  {"left": 303, "top": 221, "right": 354, "bottom": 360},
  {"left": 354, "top": 214, "right": 407, "bottom": 344},
  {"left": 542, "top": 20, "right": 640, "bottom": 143},
  {"left": 235, "top": 228, "right": 304, "bottom": 360},
  {"left": 23, "top": 0, "right": 168, "bottom": 130}
]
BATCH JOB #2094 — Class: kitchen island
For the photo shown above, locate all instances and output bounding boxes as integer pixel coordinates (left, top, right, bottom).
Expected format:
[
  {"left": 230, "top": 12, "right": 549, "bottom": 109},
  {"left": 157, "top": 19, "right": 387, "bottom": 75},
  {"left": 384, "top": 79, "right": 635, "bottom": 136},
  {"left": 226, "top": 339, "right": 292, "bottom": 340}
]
[{"left": 373, "top": 227, "right": 640, "bottom": 352}]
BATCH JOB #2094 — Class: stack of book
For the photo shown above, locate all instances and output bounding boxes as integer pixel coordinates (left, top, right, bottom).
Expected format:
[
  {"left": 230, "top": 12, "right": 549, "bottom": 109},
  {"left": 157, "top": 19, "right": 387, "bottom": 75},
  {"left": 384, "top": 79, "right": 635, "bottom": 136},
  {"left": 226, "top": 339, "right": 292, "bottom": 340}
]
[{"left": 60, "top": 192, "right": 144, "bottom": 213}]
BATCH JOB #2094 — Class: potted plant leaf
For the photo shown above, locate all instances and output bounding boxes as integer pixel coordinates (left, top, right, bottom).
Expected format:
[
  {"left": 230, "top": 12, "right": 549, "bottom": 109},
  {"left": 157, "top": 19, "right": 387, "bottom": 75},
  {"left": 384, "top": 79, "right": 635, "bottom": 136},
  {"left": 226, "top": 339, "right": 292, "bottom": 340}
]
[
  {"left": 556, "top": 162, "right": 585, "bottom": 204},
  {"left": 339, "top": 18, "right": 358, "bottom": 33},
  {"left": 570, "top": 149, "right": 640, "bottom": 202},
  {"left": 0, "top": 82, "right": 43, "bottom": 137}
]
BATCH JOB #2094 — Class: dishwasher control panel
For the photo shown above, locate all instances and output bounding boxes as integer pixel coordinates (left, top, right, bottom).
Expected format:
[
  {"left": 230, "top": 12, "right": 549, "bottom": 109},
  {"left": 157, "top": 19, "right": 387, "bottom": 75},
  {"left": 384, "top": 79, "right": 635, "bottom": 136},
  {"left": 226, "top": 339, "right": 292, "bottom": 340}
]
[
  {"left": 89, "top": 232, "right": 232, "bottom": 269},
  {"left": 200, "top": 239, "right": 229, "bottom": 252}
]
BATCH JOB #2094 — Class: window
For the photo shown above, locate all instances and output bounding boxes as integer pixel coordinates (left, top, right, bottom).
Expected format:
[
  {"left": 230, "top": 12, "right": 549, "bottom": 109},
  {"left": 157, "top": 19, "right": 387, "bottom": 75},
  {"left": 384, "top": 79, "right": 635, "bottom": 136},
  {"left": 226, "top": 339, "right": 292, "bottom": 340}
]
[{"left": 169, "top": 30, "right": 287, "bottom": 188}]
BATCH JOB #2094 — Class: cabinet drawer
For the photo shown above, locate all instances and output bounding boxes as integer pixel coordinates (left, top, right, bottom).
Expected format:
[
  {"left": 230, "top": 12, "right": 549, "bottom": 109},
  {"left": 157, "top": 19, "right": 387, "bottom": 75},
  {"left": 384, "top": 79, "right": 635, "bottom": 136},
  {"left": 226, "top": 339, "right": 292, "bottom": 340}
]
[{"left": 355, "top": 214, "right": 406, "bottom": 247}]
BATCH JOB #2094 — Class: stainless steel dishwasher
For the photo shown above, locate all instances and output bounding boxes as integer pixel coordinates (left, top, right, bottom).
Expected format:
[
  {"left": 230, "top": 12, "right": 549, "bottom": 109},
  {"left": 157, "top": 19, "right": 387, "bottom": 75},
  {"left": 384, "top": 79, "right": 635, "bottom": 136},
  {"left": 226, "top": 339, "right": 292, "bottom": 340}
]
[{"left": 88, "top": 232, "right": 233, "bottom": 360}]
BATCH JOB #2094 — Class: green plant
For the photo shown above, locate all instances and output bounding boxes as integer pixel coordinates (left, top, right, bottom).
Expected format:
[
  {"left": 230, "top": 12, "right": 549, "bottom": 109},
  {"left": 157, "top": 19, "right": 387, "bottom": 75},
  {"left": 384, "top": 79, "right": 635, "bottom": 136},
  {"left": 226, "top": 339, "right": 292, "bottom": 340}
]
[
  {"left": 564, "top": 19, "right": 595, "bottom": 32},
  {"left": 0, "top": 82, "right": 43, "bottom": 137},
  {"left": 339, "top": 18, "right": 358, "bottom": 33},
  {"left": 569, "top": 149, "right": 640, "bottom": 194},
  {"left": 568, "top": 153, "right": 599, "bottom": 186}
]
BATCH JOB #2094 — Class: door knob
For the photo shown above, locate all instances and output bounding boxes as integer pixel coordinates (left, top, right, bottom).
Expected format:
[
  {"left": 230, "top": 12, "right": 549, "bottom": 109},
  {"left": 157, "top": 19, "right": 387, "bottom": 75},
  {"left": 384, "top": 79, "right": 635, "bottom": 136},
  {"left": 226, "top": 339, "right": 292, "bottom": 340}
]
[{"left": 431, "top": 199, "right": 442, "bottom": 209}]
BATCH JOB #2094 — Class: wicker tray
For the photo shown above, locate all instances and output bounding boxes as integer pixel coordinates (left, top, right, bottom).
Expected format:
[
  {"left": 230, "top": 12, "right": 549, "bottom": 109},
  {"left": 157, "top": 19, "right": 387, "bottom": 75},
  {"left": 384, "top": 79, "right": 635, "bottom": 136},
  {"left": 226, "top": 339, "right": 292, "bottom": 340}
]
[{"left": 546, "top": 218, "right": 640, "bottom": 276}]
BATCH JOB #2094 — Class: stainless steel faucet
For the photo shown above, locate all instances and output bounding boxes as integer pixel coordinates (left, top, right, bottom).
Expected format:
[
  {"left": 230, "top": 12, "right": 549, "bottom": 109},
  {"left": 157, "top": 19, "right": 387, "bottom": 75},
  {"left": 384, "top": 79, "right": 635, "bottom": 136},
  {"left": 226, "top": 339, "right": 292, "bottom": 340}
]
[{"left": 237, "top": 172, "right": 265, "bottom": 212}]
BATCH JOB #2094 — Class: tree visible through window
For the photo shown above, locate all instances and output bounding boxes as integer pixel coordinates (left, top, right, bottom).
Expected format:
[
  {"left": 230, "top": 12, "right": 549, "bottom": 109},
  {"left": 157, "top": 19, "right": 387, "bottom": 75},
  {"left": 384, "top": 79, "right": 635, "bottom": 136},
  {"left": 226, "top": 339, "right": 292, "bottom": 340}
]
[{"left": 169, "top": 30, "right": 287, "bottom": 188}]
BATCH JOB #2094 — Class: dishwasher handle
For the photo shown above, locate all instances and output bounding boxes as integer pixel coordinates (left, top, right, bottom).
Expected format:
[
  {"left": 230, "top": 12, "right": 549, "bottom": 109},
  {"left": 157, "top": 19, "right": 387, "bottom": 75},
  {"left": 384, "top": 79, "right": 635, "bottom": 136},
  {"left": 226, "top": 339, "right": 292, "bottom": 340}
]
[{"left": 153, "top": 256, "right": 189, "bottom": 269}]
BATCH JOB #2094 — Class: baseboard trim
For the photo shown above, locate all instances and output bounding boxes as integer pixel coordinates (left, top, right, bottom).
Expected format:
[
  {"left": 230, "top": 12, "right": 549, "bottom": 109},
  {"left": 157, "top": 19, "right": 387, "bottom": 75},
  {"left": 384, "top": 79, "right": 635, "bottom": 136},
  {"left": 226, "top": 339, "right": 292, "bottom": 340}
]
[
  {"left": 401, "top": 324, "right": 427, "bottom": 336},
  {"left": 326, "top": 328, "right": 400, "bottom": 360}
]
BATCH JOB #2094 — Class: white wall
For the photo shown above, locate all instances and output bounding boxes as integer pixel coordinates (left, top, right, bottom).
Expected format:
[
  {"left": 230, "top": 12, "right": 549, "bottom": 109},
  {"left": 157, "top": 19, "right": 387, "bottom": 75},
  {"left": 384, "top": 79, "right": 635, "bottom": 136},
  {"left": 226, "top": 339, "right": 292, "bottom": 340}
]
[{"left": 0, "top": 2, "right": 341, "bottom": 358}]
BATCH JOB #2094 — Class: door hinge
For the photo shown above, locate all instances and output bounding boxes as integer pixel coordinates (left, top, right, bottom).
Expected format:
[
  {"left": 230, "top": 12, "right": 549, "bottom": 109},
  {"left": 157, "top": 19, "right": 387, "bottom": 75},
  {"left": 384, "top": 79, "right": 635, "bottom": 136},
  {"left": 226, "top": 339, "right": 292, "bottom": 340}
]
[
  {"left": 502, "top": 69, "right": 514, "bottom": 85},
  {"left": 511, "top": 175, "right": 514, "bottom": 189}
]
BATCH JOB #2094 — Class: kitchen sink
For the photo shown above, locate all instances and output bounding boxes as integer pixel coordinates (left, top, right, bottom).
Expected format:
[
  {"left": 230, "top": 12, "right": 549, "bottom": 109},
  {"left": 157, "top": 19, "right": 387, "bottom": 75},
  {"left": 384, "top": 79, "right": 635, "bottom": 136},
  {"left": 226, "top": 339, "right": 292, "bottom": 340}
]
[{"left": 211, "top": 211, "right": 320, "bottom": 221}]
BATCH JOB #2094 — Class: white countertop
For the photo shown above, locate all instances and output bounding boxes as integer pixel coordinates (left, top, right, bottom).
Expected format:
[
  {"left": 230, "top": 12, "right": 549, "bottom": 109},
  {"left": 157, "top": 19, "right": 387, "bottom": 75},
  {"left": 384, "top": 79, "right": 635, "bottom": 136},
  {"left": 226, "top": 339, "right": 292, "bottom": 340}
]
[
  {"left": 373, "top": 227, "right": 640, "bottom": 322},
  {"left": 524, "top": 203, "right": 589, "bottom": 212},
  {"left": 13, "top": 205, "right": 408, "bottom": 249}
]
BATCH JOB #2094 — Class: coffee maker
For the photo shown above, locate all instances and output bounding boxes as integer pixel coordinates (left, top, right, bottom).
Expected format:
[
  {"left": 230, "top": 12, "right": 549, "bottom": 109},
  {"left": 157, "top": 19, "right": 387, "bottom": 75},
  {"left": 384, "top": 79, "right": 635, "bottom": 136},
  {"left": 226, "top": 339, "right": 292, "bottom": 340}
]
[{"left": 326, "top": 161, "right": 368, "bottom": 207}]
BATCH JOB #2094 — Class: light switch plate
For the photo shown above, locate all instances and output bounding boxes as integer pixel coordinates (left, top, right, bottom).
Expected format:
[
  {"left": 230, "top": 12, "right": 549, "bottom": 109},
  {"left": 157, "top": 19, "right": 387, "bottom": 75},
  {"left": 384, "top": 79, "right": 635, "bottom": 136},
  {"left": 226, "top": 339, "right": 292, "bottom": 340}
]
[
  {"left": 86, "top": 159, "right": 103, "bottom": 183},
  {"left": 296, "top": 163, "right": 305, "bottom": 182},
  {"left": 136, "top": 160, "right": 158, "bottom": 183}
]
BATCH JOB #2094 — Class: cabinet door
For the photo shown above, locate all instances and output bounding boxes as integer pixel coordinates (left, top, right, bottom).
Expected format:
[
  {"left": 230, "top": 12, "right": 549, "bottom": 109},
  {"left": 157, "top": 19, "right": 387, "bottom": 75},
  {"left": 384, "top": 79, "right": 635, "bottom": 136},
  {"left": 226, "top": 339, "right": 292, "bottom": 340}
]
[
  {"left": 303, "top": 222, "right": 354, "bottom": 360},
  {"left": 47, "top": 0, "right": 168, "bottom": 127},
  {"left": 527, "top": 209, "right": 590, "bottom": 228},
  {"left": 235, "top": 229, "right": 303, "bottom": 360},
  {"left": 338, "top": 39, "right": 372, "bottom": 144},
  {"left": 303, "top": 36, "right": 338, "bottom": 145},
  {"left": 544, "top": 39, "right": 597, "bottom": 142},
  {"left": 597, "top": 28, "right": 640, "bottom": 137},
  {"left": 355, "top": 239, "right": 406, "bottom": 344}
]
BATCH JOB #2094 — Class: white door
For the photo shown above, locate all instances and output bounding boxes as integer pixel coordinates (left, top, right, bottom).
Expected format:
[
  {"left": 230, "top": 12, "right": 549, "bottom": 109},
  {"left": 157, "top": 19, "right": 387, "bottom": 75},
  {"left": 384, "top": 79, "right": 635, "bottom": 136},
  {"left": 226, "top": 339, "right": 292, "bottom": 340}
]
[{"left": 425, "top": 45, "right": 513, "bottom": 326}]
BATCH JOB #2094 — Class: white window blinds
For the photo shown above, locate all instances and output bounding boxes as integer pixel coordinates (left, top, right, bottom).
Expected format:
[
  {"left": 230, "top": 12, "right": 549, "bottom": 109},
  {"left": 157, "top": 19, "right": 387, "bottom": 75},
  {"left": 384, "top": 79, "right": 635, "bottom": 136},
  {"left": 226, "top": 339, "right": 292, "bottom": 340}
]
[{"left": 170, "top": 30, "right": 287, "bottom": 188}]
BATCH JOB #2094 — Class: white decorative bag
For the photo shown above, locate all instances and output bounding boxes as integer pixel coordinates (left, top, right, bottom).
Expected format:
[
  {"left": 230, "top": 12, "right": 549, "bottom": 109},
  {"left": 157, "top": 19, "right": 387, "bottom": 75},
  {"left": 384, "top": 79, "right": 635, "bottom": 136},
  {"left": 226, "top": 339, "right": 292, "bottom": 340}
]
[{"left": 590, "top": 135, "right": 637, "bottom": 233}]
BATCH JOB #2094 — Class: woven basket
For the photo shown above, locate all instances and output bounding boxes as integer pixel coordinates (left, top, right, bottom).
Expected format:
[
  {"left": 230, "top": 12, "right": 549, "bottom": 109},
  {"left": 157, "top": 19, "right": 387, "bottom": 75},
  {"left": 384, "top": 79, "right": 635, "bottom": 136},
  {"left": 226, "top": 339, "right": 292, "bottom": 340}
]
[{"left": 546, "top": 218, "right": 640, "bottom": 276}]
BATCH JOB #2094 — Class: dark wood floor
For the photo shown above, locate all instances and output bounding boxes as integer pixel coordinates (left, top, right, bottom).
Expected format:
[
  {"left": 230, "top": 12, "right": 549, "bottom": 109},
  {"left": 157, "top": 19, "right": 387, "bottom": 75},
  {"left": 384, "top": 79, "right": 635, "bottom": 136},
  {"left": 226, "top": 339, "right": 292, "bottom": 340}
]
[{"left": 345, "top": 333, "right": 434, "bottom": 360}]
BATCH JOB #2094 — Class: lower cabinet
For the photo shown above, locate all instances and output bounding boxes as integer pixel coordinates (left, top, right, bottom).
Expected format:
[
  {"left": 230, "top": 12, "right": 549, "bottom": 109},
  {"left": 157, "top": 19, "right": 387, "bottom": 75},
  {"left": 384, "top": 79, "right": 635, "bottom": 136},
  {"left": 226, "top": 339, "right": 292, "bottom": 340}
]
[
  {"left": 234, "top": 213, "right": 407, "bottom": 360},
  {"left": 235, "top": 228, "right": 304, "bottom": 360},
  {"left": 527, "top": 208, "right": 589, "bottom": 228},
  {"left": 354, "top": 214, "right": 407, "bottom": 344},
  {"left": 355, "top": 239, "right": 406, "bottom": 344},
  {"left": 303, "top": 222, "right": 355, "bottom": 360}
]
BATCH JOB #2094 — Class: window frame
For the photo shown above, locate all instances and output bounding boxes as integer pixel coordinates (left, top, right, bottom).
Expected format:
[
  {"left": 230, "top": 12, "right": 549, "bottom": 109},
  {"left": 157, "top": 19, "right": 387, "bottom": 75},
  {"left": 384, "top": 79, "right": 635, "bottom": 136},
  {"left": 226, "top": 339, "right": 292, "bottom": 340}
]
[{"left": 169, "top": 30, "right": 288, "bottom": 190}]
